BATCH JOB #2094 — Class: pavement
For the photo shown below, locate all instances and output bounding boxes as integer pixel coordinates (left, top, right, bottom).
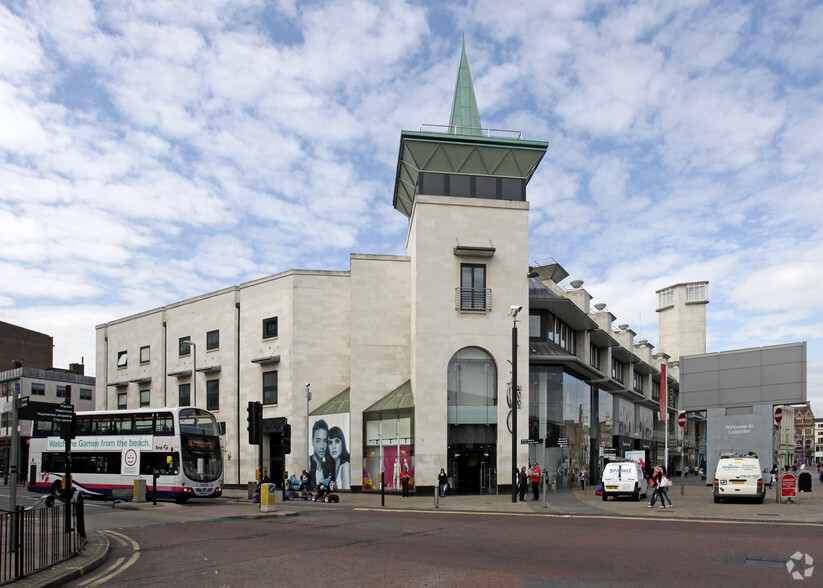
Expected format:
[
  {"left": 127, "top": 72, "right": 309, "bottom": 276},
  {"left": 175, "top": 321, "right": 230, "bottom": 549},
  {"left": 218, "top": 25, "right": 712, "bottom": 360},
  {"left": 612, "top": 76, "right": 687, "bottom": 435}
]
[{"left": 13, "top": 475, "right": 823, "bottom": 587}]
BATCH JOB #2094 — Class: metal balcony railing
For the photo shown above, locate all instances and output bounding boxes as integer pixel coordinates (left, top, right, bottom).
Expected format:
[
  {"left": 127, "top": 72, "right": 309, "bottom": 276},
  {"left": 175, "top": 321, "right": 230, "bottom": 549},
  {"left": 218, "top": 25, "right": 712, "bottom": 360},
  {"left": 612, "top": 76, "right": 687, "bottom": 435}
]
[{"left": 455, "top": 288, "right": 492, "bottom": 312}]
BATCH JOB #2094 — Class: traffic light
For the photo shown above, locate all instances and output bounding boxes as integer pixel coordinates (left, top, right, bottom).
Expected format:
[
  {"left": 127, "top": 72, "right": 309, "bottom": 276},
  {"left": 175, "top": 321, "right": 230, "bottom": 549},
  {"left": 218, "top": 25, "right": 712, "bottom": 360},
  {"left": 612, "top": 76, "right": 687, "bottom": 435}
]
[
  {"left": 247, "top": 401, "right": 262, "bottom": 445},
  {"left": 282, "top": 423, "right": 291, "bottom": 455}
]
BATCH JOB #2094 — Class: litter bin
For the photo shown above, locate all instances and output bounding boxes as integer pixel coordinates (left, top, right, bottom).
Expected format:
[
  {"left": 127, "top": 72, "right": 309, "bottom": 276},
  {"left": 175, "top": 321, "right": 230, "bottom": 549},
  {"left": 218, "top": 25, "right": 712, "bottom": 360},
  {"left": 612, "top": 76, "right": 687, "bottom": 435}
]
[{"left": 248, "top": 481, "right": 257, "bottom": 499}]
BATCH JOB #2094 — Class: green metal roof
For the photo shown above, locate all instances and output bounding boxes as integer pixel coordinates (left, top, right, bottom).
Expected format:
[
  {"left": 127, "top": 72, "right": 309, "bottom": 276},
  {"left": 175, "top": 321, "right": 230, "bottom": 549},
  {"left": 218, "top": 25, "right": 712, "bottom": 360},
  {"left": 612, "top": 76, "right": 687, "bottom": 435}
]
[
  {"left": 364, "top": 380, "right": 414, "bottom": 413},
  {"left": 393, "top": 131, "right": 549, "bottom": 216},
  {"left": 310, "top": 388, "right": 350, "bottom": 415},
  {"left": 449, "top": 37, "right": 482, "bottom": 134}
]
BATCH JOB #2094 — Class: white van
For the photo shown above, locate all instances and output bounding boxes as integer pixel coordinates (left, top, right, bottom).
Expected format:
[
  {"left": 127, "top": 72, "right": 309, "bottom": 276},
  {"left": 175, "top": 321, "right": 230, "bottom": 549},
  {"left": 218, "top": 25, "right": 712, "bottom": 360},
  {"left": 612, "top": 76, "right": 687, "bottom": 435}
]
[
  {"left": 601, "top": 460, "right": 648, "bottom": 501},
  {"left": 713, "top": 453, "right": 765, "bottom": 504}
]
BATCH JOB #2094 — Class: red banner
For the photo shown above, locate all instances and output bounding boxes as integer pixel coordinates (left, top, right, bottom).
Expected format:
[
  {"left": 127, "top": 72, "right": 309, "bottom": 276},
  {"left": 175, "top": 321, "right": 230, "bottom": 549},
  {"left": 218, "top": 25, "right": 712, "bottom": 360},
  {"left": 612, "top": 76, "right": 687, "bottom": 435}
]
[{"left": 660, "top": 363, "right": 667, "bottom": 423}]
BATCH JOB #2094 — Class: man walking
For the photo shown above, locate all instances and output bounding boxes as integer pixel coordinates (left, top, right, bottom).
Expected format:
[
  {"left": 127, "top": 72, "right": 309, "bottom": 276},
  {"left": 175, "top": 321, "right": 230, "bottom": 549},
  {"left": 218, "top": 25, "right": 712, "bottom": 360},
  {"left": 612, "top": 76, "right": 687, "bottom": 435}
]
[{"left": 530, "top": 462, "right": 541, "bottom": 500}]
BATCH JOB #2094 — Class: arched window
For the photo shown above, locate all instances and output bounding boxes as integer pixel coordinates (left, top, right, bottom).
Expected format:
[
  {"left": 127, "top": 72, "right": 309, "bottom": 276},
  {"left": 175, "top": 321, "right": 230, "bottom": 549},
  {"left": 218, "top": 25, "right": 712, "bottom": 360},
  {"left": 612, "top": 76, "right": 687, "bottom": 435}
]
[{"left": 447, "top": 347, "right": 497, "bottom": 424}]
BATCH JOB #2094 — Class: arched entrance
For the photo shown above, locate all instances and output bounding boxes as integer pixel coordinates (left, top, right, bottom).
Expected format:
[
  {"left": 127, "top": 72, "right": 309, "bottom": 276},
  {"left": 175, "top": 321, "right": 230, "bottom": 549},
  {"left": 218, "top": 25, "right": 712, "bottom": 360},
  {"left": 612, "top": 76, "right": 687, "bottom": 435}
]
[{"left": 447, "top": 347, "right": 497, "bottom": 494}]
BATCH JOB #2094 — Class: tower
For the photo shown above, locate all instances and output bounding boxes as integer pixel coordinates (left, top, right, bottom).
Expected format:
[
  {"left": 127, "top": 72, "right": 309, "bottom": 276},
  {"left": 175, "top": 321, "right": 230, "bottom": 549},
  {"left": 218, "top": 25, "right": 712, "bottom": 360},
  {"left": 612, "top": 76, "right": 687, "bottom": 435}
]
[
  {"left": 391, "top": 39, "right": 548, "bottom": 493},
  {"left": 656, "top": 281, "right": 709, "bottom": 362}
]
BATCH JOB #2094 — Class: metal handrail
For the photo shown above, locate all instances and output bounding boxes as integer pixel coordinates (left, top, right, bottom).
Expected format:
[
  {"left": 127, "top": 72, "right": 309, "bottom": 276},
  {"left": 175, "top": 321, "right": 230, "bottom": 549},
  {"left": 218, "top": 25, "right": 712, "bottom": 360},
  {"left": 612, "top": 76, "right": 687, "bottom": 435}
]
[
  {"left": 455, "top": 288, "right": 492, "bottom": 312},
  {"left": 420, "top": 124, "right": 523, "bottom": 140}
]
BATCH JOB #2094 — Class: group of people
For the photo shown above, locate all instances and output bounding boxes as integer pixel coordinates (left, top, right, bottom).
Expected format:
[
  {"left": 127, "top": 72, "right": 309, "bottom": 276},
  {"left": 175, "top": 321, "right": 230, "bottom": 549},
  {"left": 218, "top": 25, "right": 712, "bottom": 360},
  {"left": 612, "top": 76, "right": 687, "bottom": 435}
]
[
  {"left": 309, "top": 419, "right": 350, "bottom": 490},
  {"left": 516, "top": 462, "right": 543, "bottom": 501}
]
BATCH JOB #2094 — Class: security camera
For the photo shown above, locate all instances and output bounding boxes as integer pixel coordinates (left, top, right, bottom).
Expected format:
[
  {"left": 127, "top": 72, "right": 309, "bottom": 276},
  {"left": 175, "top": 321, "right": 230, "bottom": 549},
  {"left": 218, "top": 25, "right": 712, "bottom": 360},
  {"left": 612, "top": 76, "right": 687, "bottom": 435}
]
[{"left": 511, "top": 305, "right": 523, "bottom": 313}]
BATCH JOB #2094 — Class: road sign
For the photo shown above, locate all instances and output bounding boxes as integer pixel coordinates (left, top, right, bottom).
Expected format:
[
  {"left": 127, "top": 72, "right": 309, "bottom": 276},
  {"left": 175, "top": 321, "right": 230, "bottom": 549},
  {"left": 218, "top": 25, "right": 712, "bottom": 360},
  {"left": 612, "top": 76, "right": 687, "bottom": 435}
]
[
  {"left": 558, "top": 437, "right": 569, "bottom": 447},
  {"left": 521, "top": 439, "right": 543, "bottom": 445},
  {"left": 774, "top": 407, "right": 783, "bottom": 425},
  {"left": 678, "top": 412, "right": 686, "bottom": 427}
]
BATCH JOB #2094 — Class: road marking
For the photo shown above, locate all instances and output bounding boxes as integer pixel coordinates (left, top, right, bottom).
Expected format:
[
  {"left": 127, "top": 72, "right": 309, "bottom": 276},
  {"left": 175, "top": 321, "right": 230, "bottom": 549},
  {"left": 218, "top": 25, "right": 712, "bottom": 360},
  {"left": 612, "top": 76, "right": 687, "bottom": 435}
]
[{"left": 77, "top": 530, "right": 140, "bottom": 587}]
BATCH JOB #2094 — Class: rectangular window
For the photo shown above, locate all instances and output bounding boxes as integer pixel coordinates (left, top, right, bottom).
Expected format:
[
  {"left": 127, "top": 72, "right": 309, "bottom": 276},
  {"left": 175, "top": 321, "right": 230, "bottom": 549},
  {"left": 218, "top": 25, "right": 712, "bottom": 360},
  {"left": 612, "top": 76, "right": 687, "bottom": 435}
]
[
  {"left": 263, "top": 317, "right": 278, "bottom": 339},
  {"left": 80, "top": 388, "right": 92, "bottom": 400},
  {"left": 529, "top": 314, "right": 541, "bottom": 339},
  {"left": 633, "top": 372, "right": 644, "bottom": 393},
  {"left": 459, "top": 263, "right": 487, "bottom": 310},
  {"left": 475, "top": 176, "right": 497, "bottom": 198},
  {"left": 263, "top": 371, "right": 278, "bottom": 405},
  {"left": 140, "top": 345, "right": 150, "bottom": 364},
  {"left": 31, "top": 383, "right": 45, "bottom": 396},
  {"left": 686, "top": 283, "right": 707, "bottom": 302},
  {"left": 56, "top": 385, "right": 67, "bottom": 398},
  {"left": 658, "top": 288, "right": 673, "bottom": 308},
  {"left": 449, "top": 174, "right": 471, "bottom": 197},
  {"left": 206, "top": 380, "right": 219, "bottom": 411},
  {"left": 589, "top": 344, "right": 600, "bottom": 370},
  {"left": 500, "top": 178, "right": 524, "bottom": 201},
  {"left": 117, "top": 350, "right": 128, "bottom": 368},
  {"left": 117, "top": 393, "right": 127, "bottom": 410},
  {"left": 206, "top": 330, "right": 219, "bottom": 350},
  {"left": 611, "top": 359, "right": 624, "bottom": 383},
  {"left": 140, "top": 389, "right": 150, "bottom": 407},
  {"left": 418, "top": 172, "right": 445, "bottom": 196},
  {"left": 179, "top": 336, "right": 191, "bottom": 356},
  {"left": 179, "top": 383, "right": 191, "bottom": 406}
]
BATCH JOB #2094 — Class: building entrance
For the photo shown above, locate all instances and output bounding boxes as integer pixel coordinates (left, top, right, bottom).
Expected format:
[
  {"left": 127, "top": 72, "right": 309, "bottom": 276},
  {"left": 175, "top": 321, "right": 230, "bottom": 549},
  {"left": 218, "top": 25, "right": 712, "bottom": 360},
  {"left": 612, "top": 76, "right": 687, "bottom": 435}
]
[{"left": 449, "top": 443, "right": 496, "bottom": 494}]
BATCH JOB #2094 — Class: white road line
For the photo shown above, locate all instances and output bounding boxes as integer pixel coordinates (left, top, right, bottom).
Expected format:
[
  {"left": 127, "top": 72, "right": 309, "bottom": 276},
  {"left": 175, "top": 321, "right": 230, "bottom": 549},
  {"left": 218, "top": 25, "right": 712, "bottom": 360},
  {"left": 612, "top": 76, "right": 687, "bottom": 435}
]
[{"left": 77, "top": 530, "right": 141, "bottom": 587}]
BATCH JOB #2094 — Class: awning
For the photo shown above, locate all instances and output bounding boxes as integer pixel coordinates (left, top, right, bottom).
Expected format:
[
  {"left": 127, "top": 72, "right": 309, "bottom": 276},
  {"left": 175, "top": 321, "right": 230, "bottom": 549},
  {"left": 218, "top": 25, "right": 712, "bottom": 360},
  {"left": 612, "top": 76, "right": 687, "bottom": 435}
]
[
  {"left": 167, "top": 369, "right": 192, "bottom": 378},
  {"left": 106, "top": 381, "right": 129, "bottom": 387},
  {"left": 129, "top": 377, "right": 152, "bottom": 384},
  {"left": 196, "top": 365, "right": 221, "bottom": 374},
  {"left": 311, "top": 388, "right": 350, "bottom": 416},
  {"left": 364, "top": 381, "right": 414, "bottom": 414},
  {"left": 251, "top": 355, "right": 280, "bottom": 365}
]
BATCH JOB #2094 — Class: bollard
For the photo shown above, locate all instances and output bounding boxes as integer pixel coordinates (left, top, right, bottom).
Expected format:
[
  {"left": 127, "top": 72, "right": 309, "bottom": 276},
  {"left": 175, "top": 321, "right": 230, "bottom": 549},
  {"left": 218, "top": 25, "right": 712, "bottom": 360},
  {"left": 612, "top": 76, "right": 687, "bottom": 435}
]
[
  {"left": 434, "top": 485, "right": 439, "bottom": 510},
  {"left": 260, "top": 483, "right": 277, "bottom": 512}
]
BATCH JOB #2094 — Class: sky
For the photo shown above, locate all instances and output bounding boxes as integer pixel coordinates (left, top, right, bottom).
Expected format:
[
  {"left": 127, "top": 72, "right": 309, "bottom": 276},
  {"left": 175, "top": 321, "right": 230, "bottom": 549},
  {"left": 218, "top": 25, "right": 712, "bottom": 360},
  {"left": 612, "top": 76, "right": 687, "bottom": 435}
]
[{"left": 1, "top": 0, "right": 822, "bottom": 414}]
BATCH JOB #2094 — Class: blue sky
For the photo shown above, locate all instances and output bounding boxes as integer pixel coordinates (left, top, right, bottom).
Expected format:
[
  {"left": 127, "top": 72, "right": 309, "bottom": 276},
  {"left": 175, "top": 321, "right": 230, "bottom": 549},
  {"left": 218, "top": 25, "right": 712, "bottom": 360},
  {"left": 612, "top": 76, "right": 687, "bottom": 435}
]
[{"left": 2, "top": 1, "right": 822, "bottom": 414}]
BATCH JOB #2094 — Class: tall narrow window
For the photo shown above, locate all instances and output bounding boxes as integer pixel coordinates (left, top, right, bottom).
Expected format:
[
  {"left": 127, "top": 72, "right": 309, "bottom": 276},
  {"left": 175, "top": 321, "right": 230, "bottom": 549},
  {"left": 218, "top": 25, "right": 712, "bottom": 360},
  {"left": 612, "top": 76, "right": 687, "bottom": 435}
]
[
  {"left": 117, "top": 351, "right": 128, "bottom": 368},
  {"left": 460, "top": 264, "right": 487, "bottom": 310},
  {"left": 206, "top": 330, "right": 219, "bottom": 350},
  {"left": 117, "top": 393, "right": 127, "bottom": 410},
  {"left": 140, "top": 346, "right": 150, "bottom": 364},
  {"left": 179, "top": 336, "right": 191, "bottom": 356},
  {"left": 179, "top": 383, "right": 191, "bottom": 406},
  {"left": 140, "top": 389, "right": 150, "bottom": 407},
  {"left": 263, "top": 371, "right": 278, "bottom": 405},
  {"left": 206, "top": 380, "right": 219, "bottom": 411}
]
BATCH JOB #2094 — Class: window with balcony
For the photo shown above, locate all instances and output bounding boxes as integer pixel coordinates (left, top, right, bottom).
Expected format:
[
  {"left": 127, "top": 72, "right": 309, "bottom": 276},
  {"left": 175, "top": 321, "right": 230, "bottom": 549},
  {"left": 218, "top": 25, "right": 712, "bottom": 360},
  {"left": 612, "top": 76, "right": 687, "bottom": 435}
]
[{"left": 458, "top": 263, "right": 488, "bottom": 311}]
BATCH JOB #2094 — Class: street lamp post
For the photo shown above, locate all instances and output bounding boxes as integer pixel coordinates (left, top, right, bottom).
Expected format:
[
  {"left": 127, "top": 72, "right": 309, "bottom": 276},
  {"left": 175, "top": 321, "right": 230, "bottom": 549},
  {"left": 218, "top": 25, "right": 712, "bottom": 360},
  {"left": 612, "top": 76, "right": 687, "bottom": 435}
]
[
  {"left": 510, "top": 305, "right": 522, "bottom": 504},
  {"left": 183, "top": 341, "right": 197, "bottom": 407},
  {"left": 305, "top": 383, "right": 311, "bottom": 474}
]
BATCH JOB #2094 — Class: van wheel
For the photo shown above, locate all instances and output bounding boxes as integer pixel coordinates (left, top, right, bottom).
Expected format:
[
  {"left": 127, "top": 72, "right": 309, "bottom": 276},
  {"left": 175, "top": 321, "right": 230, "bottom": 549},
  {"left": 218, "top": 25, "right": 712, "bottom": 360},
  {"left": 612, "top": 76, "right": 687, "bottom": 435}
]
[
  {"left": 756, "top": 496, "right": 764, "bottom": 504},
  {"left": 601, "top": 493, "right": 608, "bottom": 501},
  {"left": 633, "top": 489, "right": 640, "bottom": 501},
  {"left": 713, "top": 495, "right": 721, "bottom": 503}
]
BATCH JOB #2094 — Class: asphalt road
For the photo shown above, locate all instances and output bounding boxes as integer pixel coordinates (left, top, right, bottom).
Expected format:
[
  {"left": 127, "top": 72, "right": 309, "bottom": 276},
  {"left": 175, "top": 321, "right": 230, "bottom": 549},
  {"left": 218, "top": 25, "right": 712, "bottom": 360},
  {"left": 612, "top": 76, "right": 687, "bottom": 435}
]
[{"left": 65, "top": 504, "right": 819, "bottom": 587}]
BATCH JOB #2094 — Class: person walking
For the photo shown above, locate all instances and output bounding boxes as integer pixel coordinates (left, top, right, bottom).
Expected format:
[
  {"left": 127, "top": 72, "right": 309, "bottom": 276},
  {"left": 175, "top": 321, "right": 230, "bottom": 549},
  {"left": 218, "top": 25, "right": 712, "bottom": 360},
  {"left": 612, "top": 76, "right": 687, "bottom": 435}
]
[
  {"left": 438, "top": 468, "right": 448, "bottom": 498},
  {"left": 647, "top": 465, "right": 663, "bottom": 508},
  {"left": 530, "top": 462, "right": 541, "bottom": 500},
  {"left": 518, "top": 466, "right": 528, "bottom": 501},
  {"left": 579, "top": 467, "right": 588, "bottom": 493},
  {"left": 657, "top": 471, "right": 673, "bottom": 508},
  {"left": 684, "top": 465, "right": 689, "bottom": 479}
]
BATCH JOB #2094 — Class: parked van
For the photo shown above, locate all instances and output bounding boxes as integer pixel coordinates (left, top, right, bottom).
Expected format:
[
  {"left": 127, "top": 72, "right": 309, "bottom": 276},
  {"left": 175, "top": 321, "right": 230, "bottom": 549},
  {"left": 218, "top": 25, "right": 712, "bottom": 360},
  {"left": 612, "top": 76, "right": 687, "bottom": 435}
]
[
  {"left": 713, "top": 453, "right": 765, "bottom": 504},
  {"left": 601, "top": 459, "right": 648, "bottom": 501}
]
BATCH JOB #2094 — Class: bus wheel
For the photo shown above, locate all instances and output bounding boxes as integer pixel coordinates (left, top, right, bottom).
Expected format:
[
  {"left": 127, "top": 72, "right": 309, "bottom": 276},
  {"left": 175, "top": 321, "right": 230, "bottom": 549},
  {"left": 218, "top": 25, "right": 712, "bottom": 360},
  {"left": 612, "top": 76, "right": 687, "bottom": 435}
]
[
  {"left": 175, "top": 495, "right": 190, "bottom": 503},
  {"left": 51, "top": 481, "right": 62, "bottom": 496}
]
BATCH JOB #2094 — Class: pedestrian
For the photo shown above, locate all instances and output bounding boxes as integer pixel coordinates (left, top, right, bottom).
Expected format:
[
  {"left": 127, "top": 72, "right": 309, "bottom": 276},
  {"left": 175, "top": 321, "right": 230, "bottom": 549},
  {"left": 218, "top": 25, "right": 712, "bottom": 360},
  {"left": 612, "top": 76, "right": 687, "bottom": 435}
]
[
  {"left": 684, "top": 465, "right": 689, "bottom": 479},
  {"left": 261, "top": 470, "right": 270, "bottom": 483},
  {"left": 400, "top": 462, "right": 411, "bottom": 497},
  {"left": 438, "top": 468, "right": 448, "bottom": 498},
  {"left": 647, "top": 466, "right": 663, "bottom": 508},
  {"left": 530, "top": 462, "right": 541, "bottom": 500},
  {"left": 518, "top": 466, "right": 528, "bottom": 501},
  {"left": 657, "top": 471, "right": 673, "bottom": 508},
  {"left": 579, "top": 467, "right": 588, "bottom": 493}
]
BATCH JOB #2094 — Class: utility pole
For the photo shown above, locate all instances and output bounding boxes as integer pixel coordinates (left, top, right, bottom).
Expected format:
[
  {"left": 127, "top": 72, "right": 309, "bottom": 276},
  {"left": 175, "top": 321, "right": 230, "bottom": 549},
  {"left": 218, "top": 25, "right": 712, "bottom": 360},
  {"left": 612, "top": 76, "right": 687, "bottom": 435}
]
[{"left": 510, "top": 306, "right": 522, "bottom": 504}]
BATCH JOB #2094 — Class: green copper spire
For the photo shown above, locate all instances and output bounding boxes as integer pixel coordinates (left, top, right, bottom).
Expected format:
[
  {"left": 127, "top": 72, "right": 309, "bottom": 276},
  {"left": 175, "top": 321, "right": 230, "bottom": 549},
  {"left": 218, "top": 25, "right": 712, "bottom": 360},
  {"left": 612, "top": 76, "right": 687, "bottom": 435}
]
[{"left": 449, "top": 37, "right": 482, "bottom": 134}]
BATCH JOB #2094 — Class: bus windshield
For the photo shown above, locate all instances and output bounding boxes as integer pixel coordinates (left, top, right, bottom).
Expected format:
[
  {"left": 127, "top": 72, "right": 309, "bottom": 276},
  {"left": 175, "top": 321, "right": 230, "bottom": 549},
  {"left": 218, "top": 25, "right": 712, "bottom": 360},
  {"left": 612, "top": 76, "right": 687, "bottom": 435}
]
[{"left": 179, "top": 408, "right": 221, "bottom": 436}]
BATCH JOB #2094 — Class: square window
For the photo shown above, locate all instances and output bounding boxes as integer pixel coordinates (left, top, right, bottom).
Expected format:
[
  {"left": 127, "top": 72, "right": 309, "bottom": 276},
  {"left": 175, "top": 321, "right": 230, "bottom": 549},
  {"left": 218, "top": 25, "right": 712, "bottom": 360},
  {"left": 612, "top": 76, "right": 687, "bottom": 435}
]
[
  {"left": 80, "top": 388, "right": 92, "bottom": 400},
  {"left": 263, "top": 317, "right": 278, "bottom": 339},
  {"left": 206, "top": 380, "right": 219, "bottom": 411},
  {"left": 179, "top": 383, "right": 191, "bottom": 406},
  {"left": 206, "top": 330, "right": 219, "bottom": 350},
  {"left": 501, "top": 178, "right": 524, "bottom": 200},
  {"left": 263, "top": 371, "right": 278, "bottom": 405},
  {"left": 140, "top": 389, "right": 150, "bottom": 407},
  {"left": 179, "top": 337, "right": 191, "bottom": 356},
  {"left": 117, "top": 351, "right": 128, "bottom": 368},
  {"left": 117, "top": 393, "right": 127, "bottom": 410},
  {"left": 449, "top": 174, "right": 471, "bottom": 197},
  {"left": 31, "top": 383, "right": 45, "bottom": 396},
  {"left": 475, "top": 176, "right": 497, "bottom": 198},
  {"left": 140, "top": 346, "right": 150, "bottom": 364}
]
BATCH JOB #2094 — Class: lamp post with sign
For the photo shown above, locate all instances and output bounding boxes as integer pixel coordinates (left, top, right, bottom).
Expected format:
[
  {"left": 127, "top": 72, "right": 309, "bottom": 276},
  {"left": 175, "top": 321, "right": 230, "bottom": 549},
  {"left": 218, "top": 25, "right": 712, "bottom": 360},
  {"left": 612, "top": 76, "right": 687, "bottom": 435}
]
[{"left": 678, "top": 412, "right": 686, "bottom": 495}]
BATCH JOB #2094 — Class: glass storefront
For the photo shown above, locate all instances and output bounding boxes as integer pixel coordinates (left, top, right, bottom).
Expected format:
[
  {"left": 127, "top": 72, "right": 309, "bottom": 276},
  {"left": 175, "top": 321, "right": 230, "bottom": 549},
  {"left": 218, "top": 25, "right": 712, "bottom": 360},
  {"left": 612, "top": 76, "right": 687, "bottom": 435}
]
[{"left": 528, "top": 366, "right": 591, "bottom": 488}]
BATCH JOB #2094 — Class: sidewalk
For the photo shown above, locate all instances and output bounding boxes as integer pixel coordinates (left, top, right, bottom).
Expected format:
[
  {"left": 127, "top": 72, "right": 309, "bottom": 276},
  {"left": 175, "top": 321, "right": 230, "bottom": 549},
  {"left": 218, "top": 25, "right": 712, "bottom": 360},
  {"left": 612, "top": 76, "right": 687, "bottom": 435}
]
[{"left": 13, "top": 476, "right": 822, "bottom": 587}]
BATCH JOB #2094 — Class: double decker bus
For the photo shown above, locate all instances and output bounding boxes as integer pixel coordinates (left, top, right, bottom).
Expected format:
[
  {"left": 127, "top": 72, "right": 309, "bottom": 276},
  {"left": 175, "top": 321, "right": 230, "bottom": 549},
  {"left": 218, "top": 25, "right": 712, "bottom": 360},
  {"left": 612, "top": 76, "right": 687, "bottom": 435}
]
[{"left": 27, "top": 407, "right": 223, "bottom": 502}]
